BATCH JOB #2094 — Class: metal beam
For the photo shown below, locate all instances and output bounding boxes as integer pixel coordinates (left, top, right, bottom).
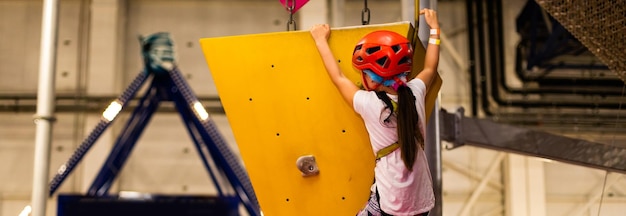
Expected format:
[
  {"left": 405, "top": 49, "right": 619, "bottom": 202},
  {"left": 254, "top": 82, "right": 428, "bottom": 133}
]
[
  {"left": 0, "top": 94, "right": 224, "bottom": 114},
  {"left": 441, "top": 107, "right": 626, "bottom": 174},
  {"left": 568, "top": 173, "right": 623, "bottom": 216},
  {"left": 458, "top": 152, "right": 505, "bottom": 216},
  {"left": 442, "top": 160, "right": 502, "bottom": 190}
]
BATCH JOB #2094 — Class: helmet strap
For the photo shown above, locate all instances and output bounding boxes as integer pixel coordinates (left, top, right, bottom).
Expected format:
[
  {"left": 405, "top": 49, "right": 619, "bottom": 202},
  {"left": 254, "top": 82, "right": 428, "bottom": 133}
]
[
  {"left": 362, "top": 70, "right": 407, "bottom": 91},
  {"left": 362, "top": 70, "right": 382, "bottom": 90},
  {"left": 390, "top": 75, "right": 407, "bottom": 91}
]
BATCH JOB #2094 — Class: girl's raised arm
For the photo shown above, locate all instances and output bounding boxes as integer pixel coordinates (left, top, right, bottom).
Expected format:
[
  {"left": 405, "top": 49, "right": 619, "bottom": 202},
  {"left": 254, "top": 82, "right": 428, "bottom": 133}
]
[
  {"left": 310, "top": 24, "right": 360, "bottom": 106},
  {"left": 415, "top": 8, "right": 441, "bottom": 91}
]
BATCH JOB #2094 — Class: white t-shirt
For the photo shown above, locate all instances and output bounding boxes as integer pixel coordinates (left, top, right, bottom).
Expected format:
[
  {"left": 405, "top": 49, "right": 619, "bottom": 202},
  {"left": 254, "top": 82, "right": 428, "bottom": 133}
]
[{"left": 353, "top": 78, "right": 435, "bottom": 215}]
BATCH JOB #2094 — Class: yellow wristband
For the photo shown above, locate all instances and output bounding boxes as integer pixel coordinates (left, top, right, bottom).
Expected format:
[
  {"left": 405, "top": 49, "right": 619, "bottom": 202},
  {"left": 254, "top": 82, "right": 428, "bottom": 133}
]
[
  {"left": 430, "top": 28, "right": 440, "bottom": 35},
  {"left": 428, "top": 38, "right": 440, "bottom": 45}
]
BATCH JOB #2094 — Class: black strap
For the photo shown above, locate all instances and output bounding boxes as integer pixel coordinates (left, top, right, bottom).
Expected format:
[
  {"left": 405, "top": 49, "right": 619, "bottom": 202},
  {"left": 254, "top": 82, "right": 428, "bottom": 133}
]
[
  {"left": 375, "top": 91, "right": 395, "bottom": 123},
  {"left": 374, "top": 91, "right": 400, "bottom": 162}
]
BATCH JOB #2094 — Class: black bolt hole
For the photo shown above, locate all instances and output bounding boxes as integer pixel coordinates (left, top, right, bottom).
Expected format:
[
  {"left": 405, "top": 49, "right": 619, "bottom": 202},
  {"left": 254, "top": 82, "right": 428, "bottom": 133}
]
[{"left": 286, "top": 198, "right": 290, "bottom": 202}]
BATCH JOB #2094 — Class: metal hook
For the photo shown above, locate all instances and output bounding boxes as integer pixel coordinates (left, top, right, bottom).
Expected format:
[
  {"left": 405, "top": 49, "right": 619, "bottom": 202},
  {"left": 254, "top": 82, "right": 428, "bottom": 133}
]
[
  {"left": 286, "top": 0, "right": 297, "bottom": 31},
  {"left": 361, "top": 0, "right": 370, "bottom": 25}
]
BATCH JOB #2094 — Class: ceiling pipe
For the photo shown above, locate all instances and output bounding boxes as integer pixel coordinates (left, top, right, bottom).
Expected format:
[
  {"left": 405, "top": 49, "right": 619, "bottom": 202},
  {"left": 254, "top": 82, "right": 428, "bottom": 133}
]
[
  {"left": 490, "top": 0, "right": 625, "bottom": 99},
  {"left": 464, "top": 0, "right": 626, "bottom": 131},
  {"left": 510, "top": 0, "right": 622, "bottom": 94},
  {"left": 476, "top": 0, "right": 626, "bottom": 113},
  {"left": 465, "top": 0, "right": 479, "bottom": 117},
  {"left": 474, "top": 0, "right": 494, "bottom": 115}
]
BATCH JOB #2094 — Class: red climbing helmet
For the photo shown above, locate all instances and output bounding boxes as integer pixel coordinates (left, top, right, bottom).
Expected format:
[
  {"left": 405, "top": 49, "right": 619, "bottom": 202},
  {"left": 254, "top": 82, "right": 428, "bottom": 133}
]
[{"left": 352, "top": 30, "right": 413, "bottom": 78}]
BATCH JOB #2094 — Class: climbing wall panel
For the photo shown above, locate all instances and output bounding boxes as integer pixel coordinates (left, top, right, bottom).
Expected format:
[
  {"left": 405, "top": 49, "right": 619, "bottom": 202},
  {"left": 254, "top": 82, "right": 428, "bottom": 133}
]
[{"left": 199, "top": 21, "right": 440, "bottom": 216}]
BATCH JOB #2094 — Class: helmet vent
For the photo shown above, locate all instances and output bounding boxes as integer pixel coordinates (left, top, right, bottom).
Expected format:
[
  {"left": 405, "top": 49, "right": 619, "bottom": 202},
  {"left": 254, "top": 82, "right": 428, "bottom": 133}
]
[
  {"left": 366, "top": 46, "right": 381, "bottom": 55},
  {"left": 392, "top": 45, "right": 401, "bottom": 53},
  {"left": 376, "top": 56, "right": 388, "bottom": 68},
  {"left": 356, "top": 56, "right": 363, "bottom": 61},
  {"left": 398, "top": 56, "right": 411, "bottom": 65},
  {"left": 353, "top": 44, "right": 363, "bottom": 54}
]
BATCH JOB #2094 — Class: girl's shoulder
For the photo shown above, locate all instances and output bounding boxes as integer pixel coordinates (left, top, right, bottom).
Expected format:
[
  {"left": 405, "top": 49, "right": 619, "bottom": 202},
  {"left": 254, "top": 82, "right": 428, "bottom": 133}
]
[
  {"left": 407, "top": 78, "right": 427, "bottom": 94},
  {"left": 353, "top": 90, "right": 386, "bottom": 114},
  {"left": 408, "top": 77, "right": 426, "bottom": 88}
]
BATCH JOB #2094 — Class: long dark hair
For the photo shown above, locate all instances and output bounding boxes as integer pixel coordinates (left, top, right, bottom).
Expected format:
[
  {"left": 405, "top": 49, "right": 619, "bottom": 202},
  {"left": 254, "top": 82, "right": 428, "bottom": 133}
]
[{"left": 376, "top": 85, "right": 423, "bottom": 171}]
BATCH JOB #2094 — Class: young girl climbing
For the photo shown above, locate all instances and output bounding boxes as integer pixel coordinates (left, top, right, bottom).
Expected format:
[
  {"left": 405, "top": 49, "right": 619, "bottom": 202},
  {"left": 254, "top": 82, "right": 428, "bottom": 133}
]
[{"left": 310, "top": 8, "right": 440, "bottom": 216}]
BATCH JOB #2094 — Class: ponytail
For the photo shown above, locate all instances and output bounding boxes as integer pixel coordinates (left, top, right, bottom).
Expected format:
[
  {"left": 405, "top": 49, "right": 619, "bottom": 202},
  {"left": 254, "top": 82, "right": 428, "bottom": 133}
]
[{"left": 396, "top": 85, "right": 423, "bottom": 171}]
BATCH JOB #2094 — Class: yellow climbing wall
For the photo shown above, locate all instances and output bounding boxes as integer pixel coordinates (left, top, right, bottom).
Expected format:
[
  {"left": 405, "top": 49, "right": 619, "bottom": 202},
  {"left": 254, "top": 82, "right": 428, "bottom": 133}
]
[{"left": 199, "top": 21, "right": 441, "bottom": 216}]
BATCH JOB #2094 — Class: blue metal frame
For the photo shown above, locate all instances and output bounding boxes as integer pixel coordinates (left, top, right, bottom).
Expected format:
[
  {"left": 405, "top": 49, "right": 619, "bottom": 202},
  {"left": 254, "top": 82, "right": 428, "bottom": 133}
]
[
  {"left": 166, "top": 68, "right": 260, "bottom": 214},
  {"left": 49, "top": 33, "right": 261, "bottom": 216},
  {"left": 49, "top": 72, "right": 149, "bottom": 195},
  {"left": 87, "top": 79, "right": 163, "bottom": 196},
  {"left": 57, "top": 194, "right": 241, "bottom": 216}
]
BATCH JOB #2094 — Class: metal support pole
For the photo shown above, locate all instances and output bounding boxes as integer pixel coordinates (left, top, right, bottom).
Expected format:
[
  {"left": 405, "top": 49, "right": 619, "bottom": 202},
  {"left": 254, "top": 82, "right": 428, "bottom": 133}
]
[
  {"left": 418, "top": 0, "right": 437, "bottom": 47},
  {"left": 425, "top": 96, "right": 442, "bottom": 216},
  {"left": 330, "top": 0, "right": 345, "bottom": 27},
  {"left": 419, "top": 1, "right": 442, "bottom": 215},
  {"left": 31, "top": 0, "right": 59, "bottom": 215},
  {"left": 400, "top": 0, "right": 416, "bottom": 25}
]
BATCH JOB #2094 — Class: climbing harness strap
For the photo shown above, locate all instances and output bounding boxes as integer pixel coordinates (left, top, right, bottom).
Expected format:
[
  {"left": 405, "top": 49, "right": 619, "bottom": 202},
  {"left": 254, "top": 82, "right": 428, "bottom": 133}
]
[
  {"left": 374, "top": 92, "right": 399, "bottom": 161},
  {"left": 376, "top": 142, "right": 399, "bottom": 161}
]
